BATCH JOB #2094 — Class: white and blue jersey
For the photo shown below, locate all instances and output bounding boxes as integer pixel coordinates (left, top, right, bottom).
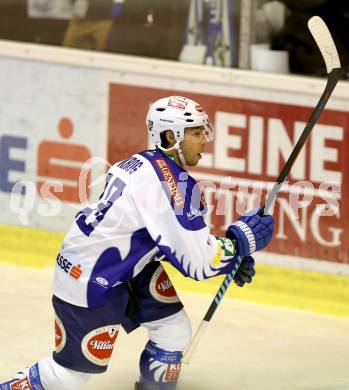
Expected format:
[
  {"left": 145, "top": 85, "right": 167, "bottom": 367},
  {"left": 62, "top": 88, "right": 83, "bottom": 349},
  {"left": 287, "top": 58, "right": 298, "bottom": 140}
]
[{"left": 53, "top": 149, "right": 238, "bottom": 308}]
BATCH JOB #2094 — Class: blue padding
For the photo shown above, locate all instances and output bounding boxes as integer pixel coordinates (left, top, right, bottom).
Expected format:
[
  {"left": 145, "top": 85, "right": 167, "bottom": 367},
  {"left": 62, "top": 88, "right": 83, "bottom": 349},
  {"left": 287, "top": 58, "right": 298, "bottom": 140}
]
[
  {"left": 29, "top": 363, "right": 45, "bottom": 390},
  {"left": 139, "top": 341, "right": 183, "bottom": 390},
  {"left": 144, "top": 341, "right": 182, "bottom": 364}
]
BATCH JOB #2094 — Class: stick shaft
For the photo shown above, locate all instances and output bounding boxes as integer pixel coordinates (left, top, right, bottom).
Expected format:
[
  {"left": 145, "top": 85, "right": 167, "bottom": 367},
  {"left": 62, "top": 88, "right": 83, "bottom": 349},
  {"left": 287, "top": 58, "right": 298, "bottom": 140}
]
[
  {"left": 182, "top": 320, "right": 209, "bottom": 364},
  {"left": 262, "top": 67, "right": 344, "bottom": 214}
]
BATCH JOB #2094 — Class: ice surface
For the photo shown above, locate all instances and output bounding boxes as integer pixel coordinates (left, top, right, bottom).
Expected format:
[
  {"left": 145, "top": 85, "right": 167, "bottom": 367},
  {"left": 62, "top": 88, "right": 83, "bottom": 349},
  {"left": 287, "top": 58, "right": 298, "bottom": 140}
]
[{"left": 0, "top": 263, "right": 348, "bottom": 390}]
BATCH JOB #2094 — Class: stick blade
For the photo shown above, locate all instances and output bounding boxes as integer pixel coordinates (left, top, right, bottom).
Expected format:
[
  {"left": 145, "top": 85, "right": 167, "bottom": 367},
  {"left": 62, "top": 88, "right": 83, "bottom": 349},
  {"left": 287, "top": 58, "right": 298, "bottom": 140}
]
[{"left": 308, "top": 16, "right": 341, "bottom": 73}]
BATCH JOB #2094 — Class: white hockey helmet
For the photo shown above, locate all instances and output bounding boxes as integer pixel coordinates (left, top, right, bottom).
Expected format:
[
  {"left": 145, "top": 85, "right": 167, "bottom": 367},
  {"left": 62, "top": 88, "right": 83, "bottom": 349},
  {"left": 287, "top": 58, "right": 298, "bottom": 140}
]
[{"left": 146, "top": 96, "right": 214, "bottom": 151}]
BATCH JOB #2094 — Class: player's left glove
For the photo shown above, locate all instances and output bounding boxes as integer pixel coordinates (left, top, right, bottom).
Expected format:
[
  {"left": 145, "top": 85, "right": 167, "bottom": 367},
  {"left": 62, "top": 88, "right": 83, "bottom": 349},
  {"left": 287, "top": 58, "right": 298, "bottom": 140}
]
[
  {"left": 233, "top": 256, "right": 255, "bottom": 287},
  {"left": 226, "top": 208, "right": 274, "bottom": 258}
]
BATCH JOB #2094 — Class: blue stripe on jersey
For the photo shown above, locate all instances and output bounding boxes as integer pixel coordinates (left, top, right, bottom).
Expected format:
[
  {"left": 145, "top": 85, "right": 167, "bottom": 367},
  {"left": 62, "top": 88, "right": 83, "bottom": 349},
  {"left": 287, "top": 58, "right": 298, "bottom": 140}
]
[
  {"left": 87, "top": 228, "right": 156, "bottom": 307},
  {"left": 139, "top": 150, "right": 206, "bottom": 232}
]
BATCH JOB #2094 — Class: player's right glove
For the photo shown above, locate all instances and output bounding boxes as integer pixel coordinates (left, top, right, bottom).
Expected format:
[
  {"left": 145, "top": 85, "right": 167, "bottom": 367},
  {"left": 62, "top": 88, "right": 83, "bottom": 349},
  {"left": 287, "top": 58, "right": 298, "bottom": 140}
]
[
  {"left": 233, "top": 256, "right": 255, "bottom": 287},
  {"left": 226, "top": 208, "right": 274, "bottom": 258}
]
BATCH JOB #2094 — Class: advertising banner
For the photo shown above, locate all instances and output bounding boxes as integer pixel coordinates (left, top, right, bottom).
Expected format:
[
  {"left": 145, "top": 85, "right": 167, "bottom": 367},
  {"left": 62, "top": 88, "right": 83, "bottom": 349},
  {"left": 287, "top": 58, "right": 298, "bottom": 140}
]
[
  {"left": 0, "top": 42, "right": 348, "bottom": 268},
  {"left": 0, "top": 56, "right": 107, "bottom": 231},
  {"left": 108, "top": 83, "right": 349, "bottom": 264}
]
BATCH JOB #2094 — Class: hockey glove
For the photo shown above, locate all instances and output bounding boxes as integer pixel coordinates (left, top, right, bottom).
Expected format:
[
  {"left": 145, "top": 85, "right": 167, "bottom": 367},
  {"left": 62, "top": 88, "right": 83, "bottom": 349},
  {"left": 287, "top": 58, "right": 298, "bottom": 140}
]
[
  {"left": 233, "top": 256, "right": 255, "bottom": 287},
  {"left": 226, "top": 208, "right": 274, "bottom": 258}
]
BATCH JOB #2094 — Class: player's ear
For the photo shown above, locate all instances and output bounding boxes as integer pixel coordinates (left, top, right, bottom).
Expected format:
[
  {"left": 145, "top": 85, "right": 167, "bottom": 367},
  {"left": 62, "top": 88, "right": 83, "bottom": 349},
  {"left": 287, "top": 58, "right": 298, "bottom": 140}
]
[{"left": 166, "top": 130, "right": 175, "bottom": 145}]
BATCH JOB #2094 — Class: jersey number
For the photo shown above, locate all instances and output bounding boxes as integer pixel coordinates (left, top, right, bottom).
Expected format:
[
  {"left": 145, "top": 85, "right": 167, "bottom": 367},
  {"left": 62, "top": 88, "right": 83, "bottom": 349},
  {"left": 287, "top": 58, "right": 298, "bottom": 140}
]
[{"left": 76, "top": 174, "right": 126, "bottom": 236}]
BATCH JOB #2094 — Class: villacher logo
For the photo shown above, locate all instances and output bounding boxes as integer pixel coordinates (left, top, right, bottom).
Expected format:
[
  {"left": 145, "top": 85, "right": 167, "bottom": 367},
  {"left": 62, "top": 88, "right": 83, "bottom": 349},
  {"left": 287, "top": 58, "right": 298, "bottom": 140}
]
[
  {"left": 149, "top": 265, "right": 180, "bottom": 304},
  {"left": 81, "top": 325, "right": 120, "bottom": 366}
]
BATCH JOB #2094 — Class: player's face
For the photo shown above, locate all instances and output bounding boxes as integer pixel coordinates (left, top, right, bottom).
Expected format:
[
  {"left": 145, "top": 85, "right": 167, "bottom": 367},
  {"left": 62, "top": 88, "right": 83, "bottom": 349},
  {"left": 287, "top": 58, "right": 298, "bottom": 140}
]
[{"left": 180, "top": 126, "right": 208, "bottom": 166}]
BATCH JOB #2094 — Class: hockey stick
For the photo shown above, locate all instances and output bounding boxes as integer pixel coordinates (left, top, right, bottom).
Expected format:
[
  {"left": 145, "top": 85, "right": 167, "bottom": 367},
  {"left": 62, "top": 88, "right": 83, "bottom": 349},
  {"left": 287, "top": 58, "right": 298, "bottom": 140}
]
[{"left": 183, "top": 16, "right": 345, "bottom": 364}]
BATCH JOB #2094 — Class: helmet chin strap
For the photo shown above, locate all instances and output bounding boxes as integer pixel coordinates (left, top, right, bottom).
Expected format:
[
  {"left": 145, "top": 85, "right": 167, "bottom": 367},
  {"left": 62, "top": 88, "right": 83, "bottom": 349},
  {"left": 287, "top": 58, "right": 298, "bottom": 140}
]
[
  {"left": 156, "top": 141, "right": 187, "bottom": 166},
  {"left": 177, "top": 144, "right": 187, "bottom": 167}
]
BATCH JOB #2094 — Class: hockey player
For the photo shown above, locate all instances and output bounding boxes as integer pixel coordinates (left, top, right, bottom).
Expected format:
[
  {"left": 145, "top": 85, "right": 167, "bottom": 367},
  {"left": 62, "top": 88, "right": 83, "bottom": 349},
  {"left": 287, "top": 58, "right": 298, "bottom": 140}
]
[{"left": 1, "top": 96, "right": 274, "bottom": 390}]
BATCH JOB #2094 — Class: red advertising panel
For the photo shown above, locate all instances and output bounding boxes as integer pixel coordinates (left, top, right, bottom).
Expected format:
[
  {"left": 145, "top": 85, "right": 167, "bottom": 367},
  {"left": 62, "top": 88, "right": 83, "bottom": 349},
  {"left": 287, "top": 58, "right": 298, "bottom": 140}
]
[{"left": 108, "top": 83, "right": 349, "bottom": 264}]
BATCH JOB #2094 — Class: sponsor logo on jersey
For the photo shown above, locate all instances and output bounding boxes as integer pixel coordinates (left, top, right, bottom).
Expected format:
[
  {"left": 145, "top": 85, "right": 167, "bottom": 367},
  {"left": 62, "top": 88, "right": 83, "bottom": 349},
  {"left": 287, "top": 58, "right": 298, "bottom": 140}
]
[
  {"left": 96, "top": 277, "right": 108, "bottom": 286},
  {"left": 9, "top": 377, "right": 31, "bottom": 390},
  {"left": 92, "top": 276, "right": 109, "bottom": 289},
  {"left": 56, "top": 253, "right": 82, "bottom": 280},
  {"left": 165, "top": 363, "right": 181, "bottom": 382},
  {"left": 81, "top": 325, "right": 119, "bottom": 366},
  {"left": 155, "top": 158, "right": 184, "bottom": 208},
  {"left": 55, "top": 313, "right": 67, "bottom": 353},
  {"left": 149, "top": 265, "right": 180, "bottom": 304},
  {"left": 70, "top": 264, "right": 82, "bottom": 279},
  {"left": 187, "top": 205, "right": 201, "bottom": 220}
]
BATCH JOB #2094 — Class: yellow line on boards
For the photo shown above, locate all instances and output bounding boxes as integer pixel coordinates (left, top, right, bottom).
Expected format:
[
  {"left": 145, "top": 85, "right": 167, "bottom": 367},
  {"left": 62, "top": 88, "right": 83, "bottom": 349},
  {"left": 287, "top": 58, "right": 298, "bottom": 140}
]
[
  {"left": 1, "top": 224, "right": 348, "bottom": 318},
  {"left": 162, "top": 263, "right": 349, "bottom": 319},
  {"left": 0, "top": 225, "right": 63, "bottom": 268}
]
